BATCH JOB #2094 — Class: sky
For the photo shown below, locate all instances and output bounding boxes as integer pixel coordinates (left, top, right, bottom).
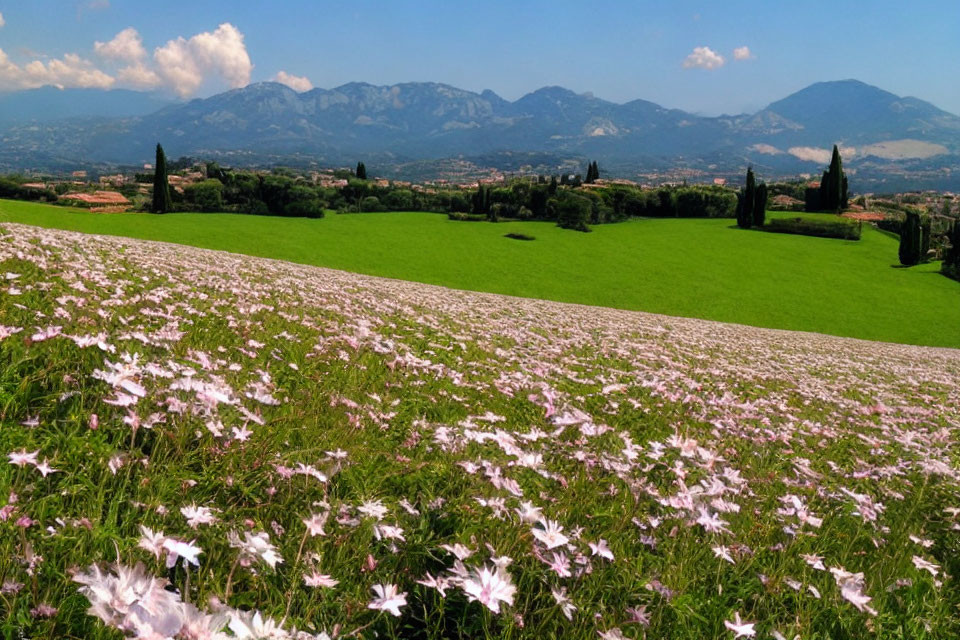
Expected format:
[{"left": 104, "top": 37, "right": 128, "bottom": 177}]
[{"left": 0, "top": 0, "right": 958, "bottom": 116}]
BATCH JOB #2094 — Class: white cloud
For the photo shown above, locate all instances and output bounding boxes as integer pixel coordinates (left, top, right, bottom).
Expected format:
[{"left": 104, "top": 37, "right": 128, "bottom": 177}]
[
  {"left": 0, "top": 48, "right": 115, "bottom": 90},
  {"left": 2, "top": 22, "right": 253, "bottom": 97},
  {"left": 788, "top": 147, "right": 832, "bottom": 164},
  {"left": 117, "top": 62, "right": 161, "bottom": 89},
  {"left": 683, "top": 46, "right": 725, "bottom": 70},
  {"left": 273, "top": 70, "right": 312, "bottom": 92},
  {"left": 95, "top": 27, "right": 146, "bottom": 62},
  {"left": 0, "top": 12, "right": 5, "bottom": 28},
  {"left": 749, "top": 143, "right": 782, "bottom": 155},
  {"left": 733, "top": 46, "right": 753, "bottom": 61},
  {"left": 154, "top": 23, "right": 252, "bottom": 97}
]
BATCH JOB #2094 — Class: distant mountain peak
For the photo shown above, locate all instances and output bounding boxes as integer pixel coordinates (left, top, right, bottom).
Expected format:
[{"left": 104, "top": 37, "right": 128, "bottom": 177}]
[{"left": 1, "top": 78, "right": 958, "bottom": 191}]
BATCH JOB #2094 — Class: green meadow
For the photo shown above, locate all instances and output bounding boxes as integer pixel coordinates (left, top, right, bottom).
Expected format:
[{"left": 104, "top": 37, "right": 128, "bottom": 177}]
[{"left": 1, "top": 199, "right": 958, "bottom": 348}]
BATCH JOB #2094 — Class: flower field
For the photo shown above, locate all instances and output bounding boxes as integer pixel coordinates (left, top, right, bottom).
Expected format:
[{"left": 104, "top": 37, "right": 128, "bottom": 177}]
[{"left": 1, "top": 222, "right": 959, "bottom": 639}]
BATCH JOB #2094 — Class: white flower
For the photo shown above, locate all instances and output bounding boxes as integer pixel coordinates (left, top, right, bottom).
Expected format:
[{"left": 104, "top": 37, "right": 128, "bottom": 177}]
[
  {"left": 695, "top": 507, "right": 730, "bottom": 534},
  {"left": 303, "top": 572, "right": 339, "bottom": 588},
  {"left": 911, "top": 555, "right": 940, "bottom": 577},
  {"left": 712, "top": 545, "right": 734, "bottom": 564},
  {"left": 162, "top": 537, "right": 203, "bottom": 568},
  {"left": 358, "top": 499, "right": 389, "bottom": 520},
  {"left": 461, "top": 565, "right": 516, "bottom": 614},
  {"left": 33, "top": 459, "right": 59, "bottom": 477},
  {"left": 373, "top": 524, "right": 405, "bottom": 542},
  {"left": 138, "top": 526, "right": 167, "bottom": 560},
  {"left": 231, "top": 425, "right": 253, "bottom": 442},
  {"left": 228, "top": 531, "right": 283, "bottom": 569},
  {"left": 515, "top": 501, "right": 543, "bottom": 523},
  {"left": 440, "top": 543, "right": 474, "bottom": 560},
  {"left": 551, "top": 587, "right": 576, "bottom": 620},
  {"left": 179, "top": 602, "right": 230, "bottom": 640},
  {"left": 181, "top": 504, "right": 219, "bottom": 528},
  {"left": 830, "top": 567, "right": 876, "bottom": 615},
  {"left": 8, "top": 450, "right": 39, "bottom": 467},
  {"left": 303, "top": 512, "right": 329, "bottom": 537},
  {"left": 416, "top": 572, "right": 453, "bottom": 597},
  {"left": 532, "top": 518, "right": 569, "bottom": 549},
  {"left": 228, "top": 609, "right": 286, "bottom": 638},
  {"left": 801, "top": 553, "right": 826, "bottom": 571},
  {"left": 368, "top": 583, "right": 407, "bottom": 617},
  {"left": 73, "top": 563, "right": 183, "bottom": 637},
  {"left": 588, "top": 539, "right": 614, "bottom": 561},
  {"left": 723, "top": 611, "right": 756, "bottom": 638}
]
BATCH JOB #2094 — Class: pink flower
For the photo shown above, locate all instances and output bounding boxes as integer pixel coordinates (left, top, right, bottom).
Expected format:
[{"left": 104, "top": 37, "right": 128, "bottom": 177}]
[
  {"left": 368, "top": 583, "right": 407, "bottom": 617},
  {"left": 462, "top": 565, "right": 516, "bottom": 614},
  {"left": 303, "top": 571, "right": 339, "bottom": 588},
  {"left": 303, "top": 512, "right": 329, "bottom": 537},
  {"left": 34, "top": 460, "right": 59, "bottom": 477},
  {"left": 532, "top": 518, "right": 570, "bottom": 549},
  {"left": 162, "top": 537, "right": 203, "bottom": 568},
  {"left": 912, "top": 556, "right": 940, "bottom": 577},
  {"left": 724, "top": 612, "right": 756, "bottom": 638},
  {"left": 8, "top": 449, "right": 39, "bottom": 467},
  {"left": 588, "top": 539, "right": 614, "bottom": 561}
]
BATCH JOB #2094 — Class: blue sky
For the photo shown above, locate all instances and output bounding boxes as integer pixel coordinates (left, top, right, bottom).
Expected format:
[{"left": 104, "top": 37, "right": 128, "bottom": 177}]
[{"left": 0, "top": 0, "right": 957, "bottom": 115}]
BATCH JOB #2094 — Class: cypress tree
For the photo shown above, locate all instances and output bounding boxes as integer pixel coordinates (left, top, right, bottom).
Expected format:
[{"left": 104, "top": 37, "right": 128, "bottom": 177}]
[
  {"left": 584, "top": 162, "right": 597, "bottom": 183},
  {"left": 753, "top": 182, "right": 768, "bottom": 227},
  {"left": 355, "top": 162, "right": 367, "bottom": 180},
  {"left": 898, "top": 211, "right": 922, "bottom": 266},
  {"left": 739, "top": 167, "right": 756, "bottom": 228},
  {"left": 827, "top": 145, "right": 843, "bottom": 211},
  {"left": 152, "top": 143, "right": 171, "bottom": 214},
  {"left": 472, "top": 185, "right": 485, "bottom": 216},
  {"left": 817, "top": 145, "right": 847, "bottom": 212}
]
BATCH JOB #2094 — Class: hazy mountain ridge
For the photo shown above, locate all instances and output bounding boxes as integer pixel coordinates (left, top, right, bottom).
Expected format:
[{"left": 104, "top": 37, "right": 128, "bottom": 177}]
[{"left": 1, "top": 79, "right": 959, "bottom": 187}]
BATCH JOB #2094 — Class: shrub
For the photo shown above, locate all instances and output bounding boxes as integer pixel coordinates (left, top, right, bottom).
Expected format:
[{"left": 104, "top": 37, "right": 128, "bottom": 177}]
[
  {"left": 765, "top": 217, "right": 861, "bottom": 240},
  {"left": 447, "top": 212, "right": 486, "bottom": 222},
  {"left": 183, "top": 179, "right": 224, "bottom": 212},
  {"left": 359, "top": 196, "right": 383, "bottom": 212},
  {"left": 504, "top": 233, "right": 535, "bottom": 241},
  {"left": 553, "top": 193, "right": 592, "bottom": 232}
]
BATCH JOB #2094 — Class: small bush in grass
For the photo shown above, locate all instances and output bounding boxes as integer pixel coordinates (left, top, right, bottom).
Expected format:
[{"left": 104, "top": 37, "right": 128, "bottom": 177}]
[
  {"left": 447, "top": 212, "right": 486, "bottom": 222},
  {"left": 504, "top": 233, "right": 535, "bottom": 241}
]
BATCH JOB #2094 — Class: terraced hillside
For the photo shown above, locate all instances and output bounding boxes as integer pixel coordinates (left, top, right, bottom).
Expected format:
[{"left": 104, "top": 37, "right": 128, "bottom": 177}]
[{"left": 1, "top": 223, "right": 958, "bottom": 639}]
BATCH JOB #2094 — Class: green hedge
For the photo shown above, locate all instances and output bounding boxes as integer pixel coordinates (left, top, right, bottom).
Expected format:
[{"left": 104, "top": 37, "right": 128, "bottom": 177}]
[
  {"left": 764, "top": 216, "right": 861, "bottom": 240},
  {"left": 447, "top": 212, "right": 487, "bottom": 222}
]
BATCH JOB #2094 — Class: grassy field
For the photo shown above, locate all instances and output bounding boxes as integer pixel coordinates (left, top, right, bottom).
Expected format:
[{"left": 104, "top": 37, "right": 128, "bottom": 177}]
[
  {"left": 2, "top": 225, "right": 958, "bottom": 639},
  {"left": 1, "top": 199, "right": 958, "bottom": 348}
]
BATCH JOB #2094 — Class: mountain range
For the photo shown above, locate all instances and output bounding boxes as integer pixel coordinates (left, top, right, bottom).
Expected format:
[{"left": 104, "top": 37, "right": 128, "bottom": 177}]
[{"left": 2, "top": 79, "right": 959, "bottom": 190}]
